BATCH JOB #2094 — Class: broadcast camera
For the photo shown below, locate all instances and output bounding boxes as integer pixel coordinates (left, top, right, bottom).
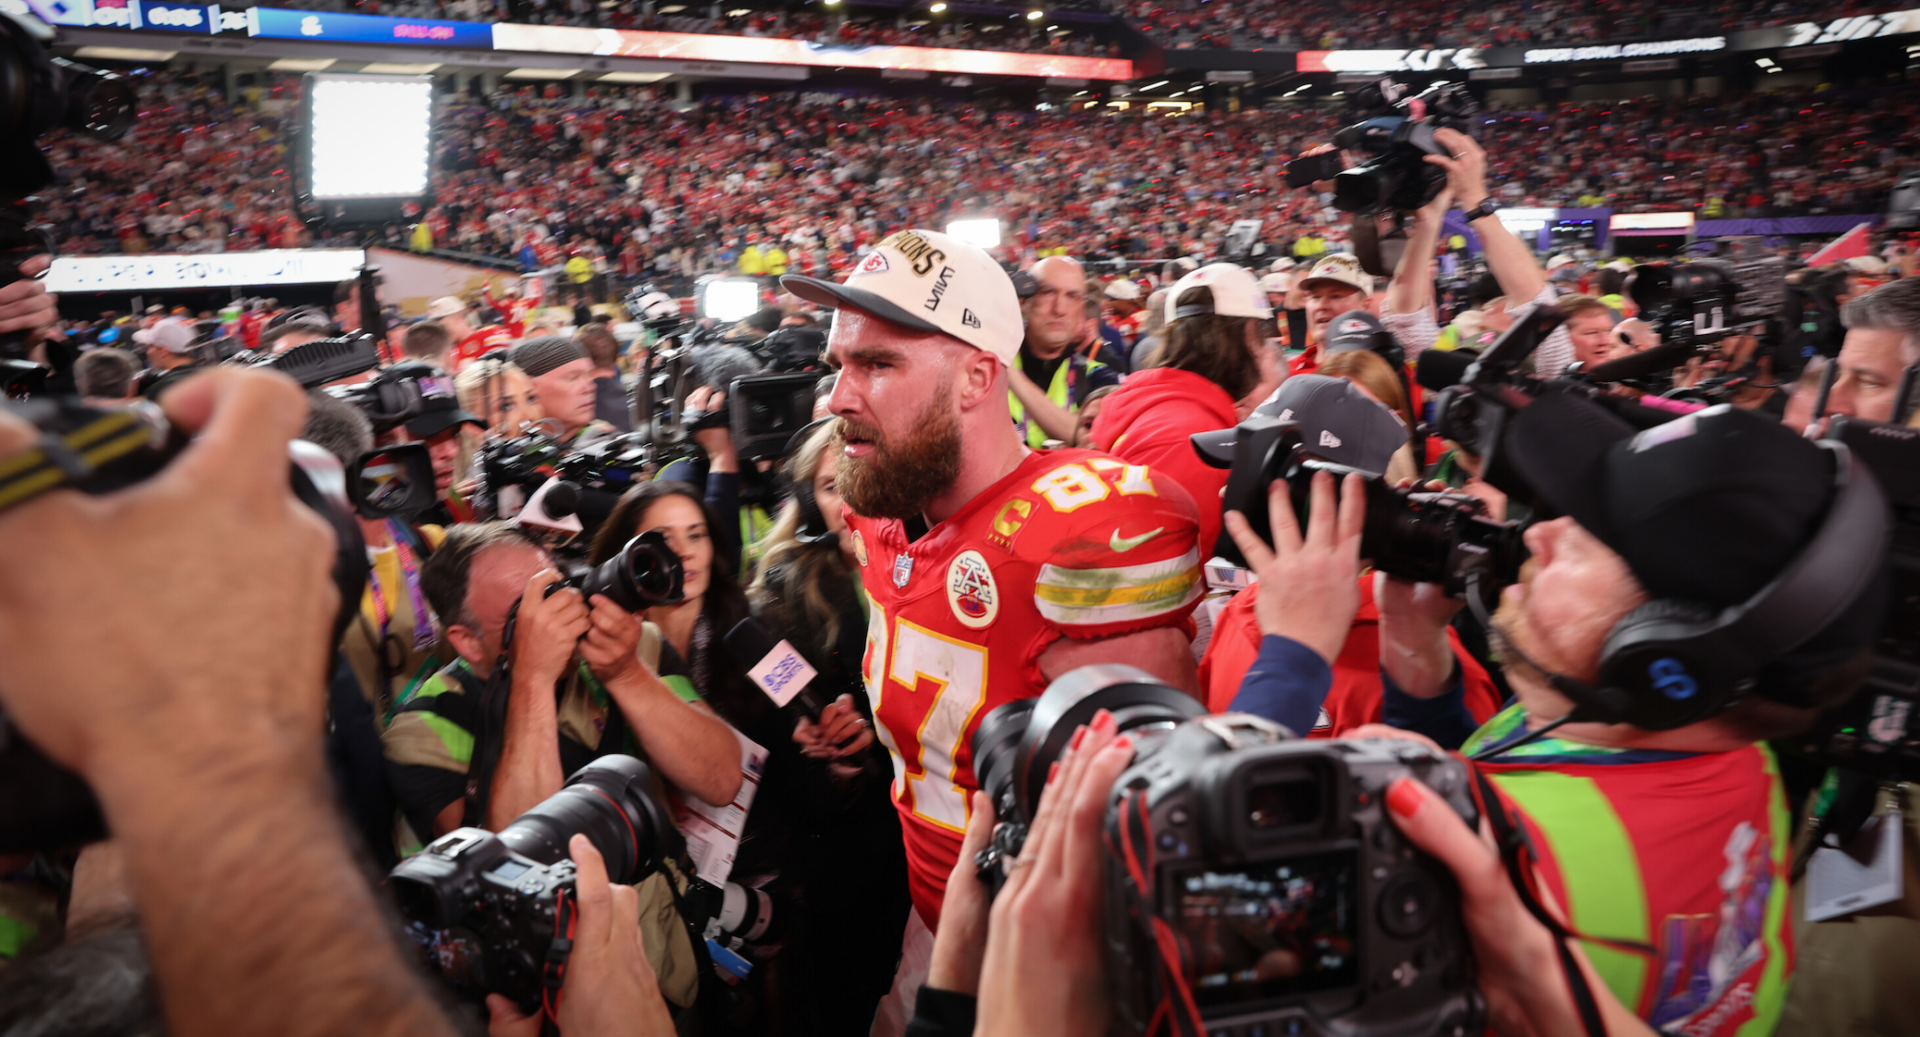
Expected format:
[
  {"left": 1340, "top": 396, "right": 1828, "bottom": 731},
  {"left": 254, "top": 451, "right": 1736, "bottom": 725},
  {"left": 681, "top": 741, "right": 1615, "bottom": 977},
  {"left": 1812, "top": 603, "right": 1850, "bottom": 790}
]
[
  {"left": 389, "top": 755, "right": 683, "bottom": 1012},
  {"left": 474, "top": 425, "right": 654, "bottom": 542},
  {"left": 1789, "top": 408, "right": 1920, "bottom": 782},
  {"left": 972, "top": 666, "right": 1485, "bottom": 1037},
  {"left": 1285, "top": 78, "right": 1480, "bottom": 217}
]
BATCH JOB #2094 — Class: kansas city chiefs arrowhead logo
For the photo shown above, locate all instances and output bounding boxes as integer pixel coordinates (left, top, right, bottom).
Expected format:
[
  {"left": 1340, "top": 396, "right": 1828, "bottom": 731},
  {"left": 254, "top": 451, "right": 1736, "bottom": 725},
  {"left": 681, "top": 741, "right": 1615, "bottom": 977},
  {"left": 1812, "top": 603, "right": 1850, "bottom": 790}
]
[{"left": 856, "top": 252, "right": 889, "bottom": 275}]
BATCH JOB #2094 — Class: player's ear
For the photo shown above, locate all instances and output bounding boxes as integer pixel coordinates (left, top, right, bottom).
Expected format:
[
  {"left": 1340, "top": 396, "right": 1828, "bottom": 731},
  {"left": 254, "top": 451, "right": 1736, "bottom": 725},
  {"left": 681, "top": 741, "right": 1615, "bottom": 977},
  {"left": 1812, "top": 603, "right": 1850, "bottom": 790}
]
[{"left": 953, "top": 343, "right": 1001, "bottom": 411}]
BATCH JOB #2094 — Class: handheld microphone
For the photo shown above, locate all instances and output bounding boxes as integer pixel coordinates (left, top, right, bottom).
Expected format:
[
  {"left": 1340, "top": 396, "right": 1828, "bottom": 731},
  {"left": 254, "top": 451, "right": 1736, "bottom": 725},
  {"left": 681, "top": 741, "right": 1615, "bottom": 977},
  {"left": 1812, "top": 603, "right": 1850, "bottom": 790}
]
[
  {"left": 1583, "top": 338, "right": 1701, "bottom": 383},
  {"left": 724, "top": 616, "right": 826, "bottom": 720}
]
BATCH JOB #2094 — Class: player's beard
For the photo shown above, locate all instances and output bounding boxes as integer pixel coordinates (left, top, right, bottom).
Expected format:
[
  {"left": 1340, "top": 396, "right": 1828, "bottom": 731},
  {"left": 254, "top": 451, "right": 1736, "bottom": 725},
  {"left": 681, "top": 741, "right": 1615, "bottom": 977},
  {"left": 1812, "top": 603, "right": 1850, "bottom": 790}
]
[{"left": 834, "top": 378, "right": 963, "bottom": 521}]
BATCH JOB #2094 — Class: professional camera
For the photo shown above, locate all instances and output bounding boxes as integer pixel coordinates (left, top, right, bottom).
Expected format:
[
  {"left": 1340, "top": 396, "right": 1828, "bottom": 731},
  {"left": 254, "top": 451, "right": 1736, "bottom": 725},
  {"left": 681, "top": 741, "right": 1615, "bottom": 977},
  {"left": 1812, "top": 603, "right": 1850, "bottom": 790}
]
[
  {"left": 1285, "top": 78, "right": 1479, "bottom": 216},
  {"left": 326, "top": 361, "right": 457, "bottom": 433},
  {"left": 475, "top": 427, "right": 653, "bottom": 536},
  {"left": 1630, "top": 249, "right": 1785, "bottom": 355},
  {"left": 550, "top": 530, "right": 685, "bottom": 612},
  {"left": 389, "top": 755, "right": 683, "bottom": 1012},
  {"left": 0, "top": 397, "right": 368, "bottom": 851},
  {"left": 1192, "top": 416, "right": 1525, "bottom": 596},
  {"left": 973, "top": 666, "right": 1485, "bottom": 1037},
  {"left": 1787, "top": 412, "right": 1920, "bottom": 780}
]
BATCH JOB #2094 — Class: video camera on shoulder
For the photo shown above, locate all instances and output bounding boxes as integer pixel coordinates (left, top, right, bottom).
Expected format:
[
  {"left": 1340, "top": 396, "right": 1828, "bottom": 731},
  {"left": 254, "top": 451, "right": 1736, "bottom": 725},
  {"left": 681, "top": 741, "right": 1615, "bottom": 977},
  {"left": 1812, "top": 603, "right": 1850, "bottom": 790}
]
[
  {"left": 1284, "top": 77, "right": 1479, "bottom": 217},
  {"left": 972, "top": 666, "right": 1485, "bottom": 1037}
]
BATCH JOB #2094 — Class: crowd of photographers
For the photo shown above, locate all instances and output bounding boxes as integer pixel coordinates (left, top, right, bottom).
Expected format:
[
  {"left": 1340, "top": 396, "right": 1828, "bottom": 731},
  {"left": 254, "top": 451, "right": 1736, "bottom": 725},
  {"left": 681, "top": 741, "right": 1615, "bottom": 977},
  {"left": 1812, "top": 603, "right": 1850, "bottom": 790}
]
[
  {"left": 10, "top": 59, "right": 1920, "bottom": 1037},
  {"left": 38, "top": 71, "right": 1918, "bottom": 291}
]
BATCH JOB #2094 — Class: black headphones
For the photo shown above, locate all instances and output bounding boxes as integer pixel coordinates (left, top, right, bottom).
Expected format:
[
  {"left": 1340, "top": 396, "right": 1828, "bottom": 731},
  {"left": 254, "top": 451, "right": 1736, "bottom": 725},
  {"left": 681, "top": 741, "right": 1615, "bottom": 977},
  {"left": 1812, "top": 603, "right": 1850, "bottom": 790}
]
[{"left": 1486, "top": 439, "right": 1890, "bottom": 733}]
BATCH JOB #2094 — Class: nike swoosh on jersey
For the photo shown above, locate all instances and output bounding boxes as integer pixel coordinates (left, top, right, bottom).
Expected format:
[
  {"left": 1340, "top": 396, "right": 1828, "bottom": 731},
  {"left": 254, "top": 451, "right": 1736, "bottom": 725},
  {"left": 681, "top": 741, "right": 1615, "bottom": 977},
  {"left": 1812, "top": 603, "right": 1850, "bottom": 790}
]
[{"left": 1109, "top": 526, "right": 1165, "bottom": 552}]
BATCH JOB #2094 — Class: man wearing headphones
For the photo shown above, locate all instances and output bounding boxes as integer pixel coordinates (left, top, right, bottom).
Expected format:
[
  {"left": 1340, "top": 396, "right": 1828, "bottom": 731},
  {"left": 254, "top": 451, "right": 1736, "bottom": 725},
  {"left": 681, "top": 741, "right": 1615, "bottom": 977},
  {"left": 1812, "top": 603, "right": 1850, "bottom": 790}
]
[{"left": 1225, "top": 394, "right": 1889, "bottom": 1037}]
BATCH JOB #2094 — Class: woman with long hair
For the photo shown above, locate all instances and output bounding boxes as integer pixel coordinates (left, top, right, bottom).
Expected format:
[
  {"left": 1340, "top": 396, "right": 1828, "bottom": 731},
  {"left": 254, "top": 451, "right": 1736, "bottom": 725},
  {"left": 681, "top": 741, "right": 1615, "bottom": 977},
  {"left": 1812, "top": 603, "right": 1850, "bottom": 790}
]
[
  {"left": 747, "top": 419, "right": 910, "bottom": 1036},
  {"left": 590, "top": 474, "right": 891, "bottom": 1034}
]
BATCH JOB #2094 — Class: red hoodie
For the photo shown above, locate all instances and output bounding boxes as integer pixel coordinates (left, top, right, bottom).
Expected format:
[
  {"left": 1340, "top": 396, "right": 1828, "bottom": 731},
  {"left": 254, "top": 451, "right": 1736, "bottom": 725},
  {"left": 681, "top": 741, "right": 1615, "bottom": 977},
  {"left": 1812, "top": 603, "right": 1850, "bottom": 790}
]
[
  {"left": 1199, "top": 576, "right": 1506, "bottom": 735},
  {"left": 1088, "top": 367, "right": 1235, "bottom": 558}
]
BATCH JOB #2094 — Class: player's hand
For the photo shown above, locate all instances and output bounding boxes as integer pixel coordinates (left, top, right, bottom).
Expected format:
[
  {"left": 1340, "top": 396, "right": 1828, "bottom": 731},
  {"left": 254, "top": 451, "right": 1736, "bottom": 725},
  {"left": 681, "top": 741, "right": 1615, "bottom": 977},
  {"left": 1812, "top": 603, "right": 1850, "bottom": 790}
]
[
  {"left": 1223, "top": 471, "right": 1367, "bottom": 666},
  {"left": 579, "top": 594, "right": 646, "bottom": 687},
  {"left": 0, "top": 367, "right": 335, "bottom": 788},
  {"left": 976, "top": 710, "right": 1136, "bottom": 1037},
  {"left": 512, "top": 570, "right": 590, "bottom": 686}
]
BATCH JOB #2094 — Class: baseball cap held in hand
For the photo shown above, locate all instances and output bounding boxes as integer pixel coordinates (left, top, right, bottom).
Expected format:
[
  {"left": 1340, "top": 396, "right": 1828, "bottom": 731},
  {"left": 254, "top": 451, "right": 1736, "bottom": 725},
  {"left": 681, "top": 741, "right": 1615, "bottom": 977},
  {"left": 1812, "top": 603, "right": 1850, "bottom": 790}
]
[{"left": 779, "top": 229, "right": 1022, "bottom": 366}]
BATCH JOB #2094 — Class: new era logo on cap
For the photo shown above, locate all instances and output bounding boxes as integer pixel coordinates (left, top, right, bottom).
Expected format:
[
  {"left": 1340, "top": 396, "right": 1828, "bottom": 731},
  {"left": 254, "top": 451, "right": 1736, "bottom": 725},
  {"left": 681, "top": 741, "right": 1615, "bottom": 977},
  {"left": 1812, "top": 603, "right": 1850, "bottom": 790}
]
[
  {"left": 779, "top": 229, "right": 1022, "bottom": 367},
  {"left": 1319, "top": 429, "right": 1343, "bottom": 449}
]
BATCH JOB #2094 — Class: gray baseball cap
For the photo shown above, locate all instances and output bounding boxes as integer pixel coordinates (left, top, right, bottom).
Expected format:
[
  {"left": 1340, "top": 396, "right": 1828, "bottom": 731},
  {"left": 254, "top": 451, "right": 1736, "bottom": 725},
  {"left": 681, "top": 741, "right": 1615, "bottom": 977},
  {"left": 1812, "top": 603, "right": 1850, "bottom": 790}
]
[{"left": 1254, "top": 374, "right": 1408, "bottom": 475}]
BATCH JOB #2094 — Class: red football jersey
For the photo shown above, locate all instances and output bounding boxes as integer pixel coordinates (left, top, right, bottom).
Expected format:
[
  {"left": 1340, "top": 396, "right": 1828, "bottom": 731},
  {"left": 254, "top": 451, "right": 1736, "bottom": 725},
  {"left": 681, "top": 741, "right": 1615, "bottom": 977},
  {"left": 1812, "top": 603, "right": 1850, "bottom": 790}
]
[
  {"left": 847, "top": 448, "right": 1204, "bottom": 926},
  {"left": 451, "top": 326, "right": 515, "bottom": 371}
]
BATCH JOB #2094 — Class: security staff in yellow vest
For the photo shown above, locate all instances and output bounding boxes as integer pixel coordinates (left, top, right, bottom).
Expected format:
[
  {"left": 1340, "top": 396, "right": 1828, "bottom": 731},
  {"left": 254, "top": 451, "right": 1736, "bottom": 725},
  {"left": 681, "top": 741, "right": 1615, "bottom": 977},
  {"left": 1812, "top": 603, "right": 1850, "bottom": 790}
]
[{"left": 1007, "top": 256, "right": 1121, "bottom": 447}]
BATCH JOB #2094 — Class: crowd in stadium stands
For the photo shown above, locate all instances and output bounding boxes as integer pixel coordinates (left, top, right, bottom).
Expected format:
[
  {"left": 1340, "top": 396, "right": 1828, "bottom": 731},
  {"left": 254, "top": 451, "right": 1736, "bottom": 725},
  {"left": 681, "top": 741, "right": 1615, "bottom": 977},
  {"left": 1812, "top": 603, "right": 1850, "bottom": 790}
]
[
  {"left": 276, "top": 0, "right": 1901, "bottom": 52},
  {"left": 274, "top": 0, "right": 1118, "bottom": 54},
  {"left": 1126, "top": 0, "right": 1910, "bottom": 49},
  {"left": 37, "top": 69, "right": 1918, "bottom": 279}
]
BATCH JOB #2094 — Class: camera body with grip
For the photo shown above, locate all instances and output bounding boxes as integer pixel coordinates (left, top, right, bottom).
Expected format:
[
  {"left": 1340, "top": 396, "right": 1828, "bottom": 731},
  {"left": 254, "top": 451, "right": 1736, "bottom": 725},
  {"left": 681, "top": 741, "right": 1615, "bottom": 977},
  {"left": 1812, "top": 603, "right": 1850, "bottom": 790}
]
[
  {"left": 388, "top": 755, "right": 683, "bottom": 1013},
  {"left": 972, "top": 666, "right": 1484, "bottom": 1037}
]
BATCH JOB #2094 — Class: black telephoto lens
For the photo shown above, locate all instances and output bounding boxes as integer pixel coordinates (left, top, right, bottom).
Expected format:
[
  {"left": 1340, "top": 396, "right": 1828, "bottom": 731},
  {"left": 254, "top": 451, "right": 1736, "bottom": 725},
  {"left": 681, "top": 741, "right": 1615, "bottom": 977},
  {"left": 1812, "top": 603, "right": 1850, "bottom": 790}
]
[
  {"left": 581, "top": 530, "right": 685, "bottom": 612},
  {"left": 496, "top": 756, "right": 675, "bottom": 884}
]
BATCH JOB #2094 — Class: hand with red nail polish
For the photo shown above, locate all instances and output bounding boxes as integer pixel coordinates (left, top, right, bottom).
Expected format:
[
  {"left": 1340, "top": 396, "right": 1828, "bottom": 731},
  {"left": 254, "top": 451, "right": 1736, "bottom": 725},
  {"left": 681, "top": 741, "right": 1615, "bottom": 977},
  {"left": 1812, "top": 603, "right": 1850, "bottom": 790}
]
[
  {"left": 1385, "top": 776, "right": 1656, "bottom": 1037},
  {"left": 976, "top": 717, "right": 1138, "bottom": 1037}
]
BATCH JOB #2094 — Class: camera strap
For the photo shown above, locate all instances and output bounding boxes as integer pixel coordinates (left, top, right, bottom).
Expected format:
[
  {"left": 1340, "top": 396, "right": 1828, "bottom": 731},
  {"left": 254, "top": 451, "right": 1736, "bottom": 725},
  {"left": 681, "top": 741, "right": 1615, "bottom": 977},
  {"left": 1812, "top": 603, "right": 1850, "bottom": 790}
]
[
  {"left": 541, "top": 884, "right": 579, "bottom": 1033},
  {"left": 1111, "top": 787, "right": 1206, "bottom": 1037},
  {"left": 1467, "top": 766, "right": 1656, "bottom": 1037}
]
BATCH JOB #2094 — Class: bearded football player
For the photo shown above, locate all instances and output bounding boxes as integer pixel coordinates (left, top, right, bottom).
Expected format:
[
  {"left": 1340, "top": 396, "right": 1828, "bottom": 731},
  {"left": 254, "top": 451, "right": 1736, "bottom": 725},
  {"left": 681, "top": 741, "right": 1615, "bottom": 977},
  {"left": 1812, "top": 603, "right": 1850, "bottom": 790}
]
[{"left": 782, "top": 231, "right": 1205, "bottom": 938}]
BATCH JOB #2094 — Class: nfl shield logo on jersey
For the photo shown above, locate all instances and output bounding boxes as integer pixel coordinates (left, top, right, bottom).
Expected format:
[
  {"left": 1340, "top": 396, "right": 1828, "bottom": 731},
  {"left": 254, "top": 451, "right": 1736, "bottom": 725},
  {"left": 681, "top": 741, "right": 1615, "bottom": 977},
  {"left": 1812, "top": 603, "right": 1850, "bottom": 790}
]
[
  {"left": 893, "top": 553, "right": 914, "bottom": 588},
  {"left": 946, "top": 550, "right": 999, "bottom": 629}
]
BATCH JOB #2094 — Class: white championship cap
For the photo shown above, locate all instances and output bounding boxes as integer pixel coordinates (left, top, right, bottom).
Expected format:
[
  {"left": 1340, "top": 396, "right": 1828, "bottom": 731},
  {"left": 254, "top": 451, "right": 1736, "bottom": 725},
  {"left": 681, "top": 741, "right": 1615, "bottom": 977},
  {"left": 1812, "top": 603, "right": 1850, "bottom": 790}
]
[
  {"left": 426, "top": 296, "right": 466, "bottom": 320},
  {"left": 780, "top": 229, "right": 1022, "bottom": 366},
  {"left": 1165, "top": 263, "right": 1274, "bottom": 323},
  {"left": 133, "top": 317, "right": 199, "bottom": 354}
]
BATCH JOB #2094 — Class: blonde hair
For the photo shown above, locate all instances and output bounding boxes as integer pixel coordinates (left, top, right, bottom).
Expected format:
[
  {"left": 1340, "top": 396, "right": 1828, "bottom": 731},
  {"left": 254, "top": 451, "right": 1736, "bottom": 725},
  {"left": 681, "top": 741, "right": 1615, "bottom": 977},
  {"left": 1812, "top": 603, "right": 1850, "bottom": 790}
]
[
  {"left": 1318, "top": 349, "right": 1415, "bottom": 435},
  {"left": 747, "top": 421, "right": 854, "bottom": 651}
]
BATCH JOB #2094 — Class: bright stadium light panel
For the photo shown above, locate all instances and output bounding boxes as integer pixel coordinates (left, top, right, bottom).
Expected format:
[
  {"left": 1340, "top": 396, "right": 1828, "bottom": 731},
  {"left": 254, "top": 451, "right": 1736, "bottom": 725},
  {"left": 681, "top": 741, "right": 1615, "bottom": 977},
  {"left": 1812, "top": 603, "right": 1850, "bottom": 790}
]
[
  {"left": 307, "top": 74, "right": 433, "bottom": 200},
  {"left": 700, "top": 278, "right": 762, "bottom": 323},
  {"left": 946, "top": 218, "right": 1002, "bottom": 249}
]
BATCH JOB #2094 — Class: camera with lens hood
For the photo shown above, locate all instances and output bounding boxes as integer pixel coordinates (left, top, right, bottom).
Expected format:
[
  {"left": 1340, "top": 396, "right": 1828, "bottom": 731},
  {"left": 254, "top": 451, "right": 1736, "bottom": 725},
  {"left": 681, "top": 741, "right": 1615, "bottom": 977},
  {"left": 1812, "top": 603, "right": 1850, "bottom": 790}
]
[
  {"left": 389, "top": 755, "right": 683, "bottom": 1012},
  {"left": 1285, "top": 78, "right": 1479, "bottom": 216},
  {"left": 546, "top": 530, "right": 685, "bottom": 612},
  {"left": 973, "top": 666, "right": 1485, "bottom": 1037},
  {"left": 1192, "top": 417, "right": 1525, "bottom": 597}
]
